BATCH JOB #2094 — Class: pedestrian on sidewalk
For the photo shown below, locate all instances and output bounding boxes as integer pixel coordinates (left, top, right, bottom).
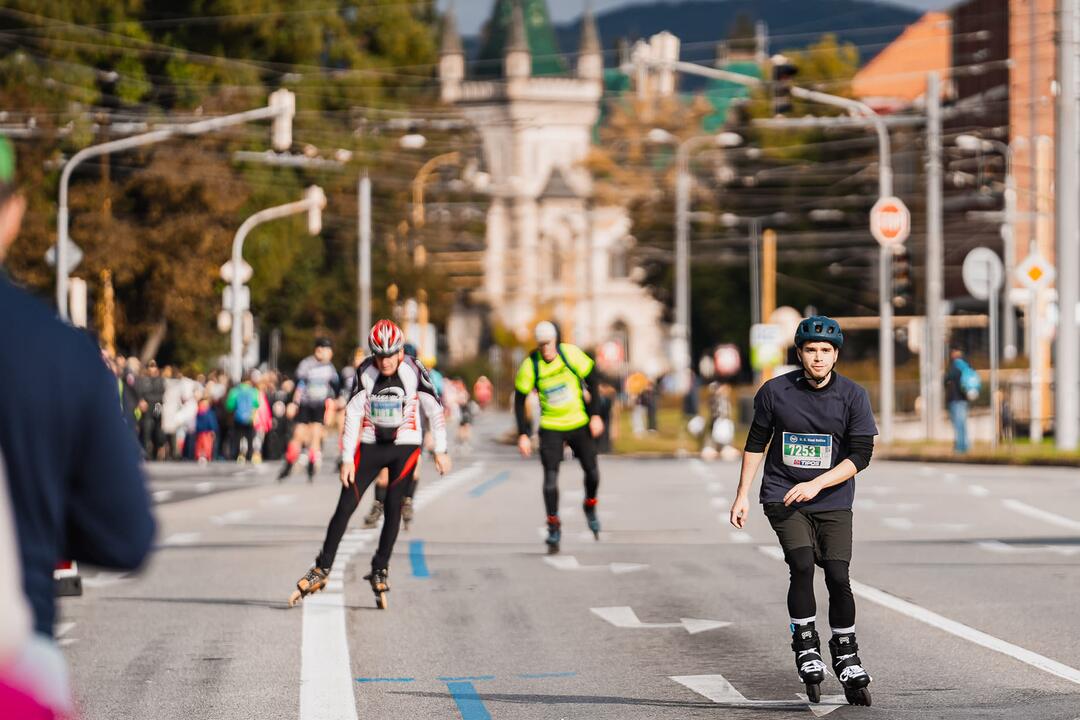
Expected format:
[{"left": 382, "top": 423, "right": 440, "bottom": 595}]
[
  {"left": 944, "top": 348, "right": 977, "bottom": 453},
  {"left": 0, "top": 136, "right": 155, "bottom": 717}
]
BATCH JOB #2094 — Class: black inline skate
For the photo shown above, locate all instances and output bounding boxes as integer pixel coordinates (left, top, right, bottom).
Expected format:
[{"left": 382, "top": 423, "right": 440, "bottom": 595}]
[
  {"left": 364, "top": 567, "right": 390, "bottom": 609},
  {"left": 545, "top": 515, "right": 561, "bottom": 555},
  {"left": 829, "top": 631, "right": 871, "bottom": 706},
  {"left": 583, "top": 498, "right": 601, "bottom": 540},
  {"left": 363, "top": 500, "right": 384, "bottom": 529},
  {"left": 287, "top": 565, "right": 329, "bottom": 607},
  {"left": 790, "top": 621, "right": 827, "bottom": 703}
]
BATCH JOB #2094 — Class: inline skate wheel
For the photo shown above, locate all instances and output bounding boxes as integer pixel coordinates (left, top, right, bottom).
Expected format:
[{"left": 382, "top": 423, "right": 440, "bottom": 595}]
[
  {"left": 845, "top": 687, "right": 871, "bottom": 706},
  {"left": 806, "top": 683, "right": 821, "bottom": 704}
]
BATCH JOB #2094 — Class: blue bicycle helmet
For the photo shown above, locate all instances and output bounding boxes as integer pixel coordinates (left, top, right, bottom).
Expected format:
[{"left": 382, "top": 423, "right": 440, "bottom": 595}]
[{"left": 794, "top": 315, "right": 844, "bottom": 349}]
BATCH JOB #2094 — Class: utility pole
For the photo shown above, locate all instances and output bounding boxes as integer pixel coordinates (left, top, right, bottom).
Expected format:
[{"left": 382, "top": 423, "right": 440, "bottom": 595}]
[
  {"left": 925, "top": 71, "right": 944, "bottom": 440},
  {"left": 358, "top": 172, "right": 372, "bottom": 348},
  {"left": 1056, "top": 0, "right": 1079, "bottom": 450}
]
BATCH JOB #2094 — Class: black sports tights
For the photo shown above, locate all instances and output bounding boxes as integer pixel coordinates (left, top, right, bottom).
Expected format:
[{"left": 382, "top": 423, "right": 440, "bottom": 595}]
[
  {"left": 785, "top": 546, "right": 856, "bottom": 628},
  {"left": 539, "top": 426, "right": 600, "bottom": 517}
]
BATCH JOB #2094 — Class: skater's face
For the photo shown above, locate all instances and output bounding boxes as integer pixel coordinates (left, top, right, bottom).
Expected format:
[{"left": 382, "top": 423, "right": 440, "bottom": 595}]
[
  {"left": 376, "top": 350, "right": 403, "bottom": 376},
  {"left": 539, "top": 339, "right": 558, "bottom": 362},
  {"left": 315, "top": 346, "right": 333, "bottom": 363},
  {"left": 796, "top": 341, "right": 837, "bottom": 382}
]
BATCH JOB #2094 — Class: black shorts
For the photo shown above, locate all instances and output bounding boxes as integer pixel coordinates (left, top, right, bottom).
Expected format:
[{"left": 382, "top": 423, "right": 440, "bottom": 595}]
[
  {"left": 297, "top": 403, "right": 325, "bottom": 425},
  {"left": 763, "top": 504, "right": 853, "bottom": 564}
]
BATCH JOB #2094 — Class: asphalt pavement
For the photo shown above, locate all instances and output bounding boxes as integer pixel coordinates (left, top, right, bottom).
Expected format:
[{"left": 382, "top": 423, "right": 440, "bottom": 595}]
[{"left": 60, "top": 414, "right": 1080, "bottom": 719}]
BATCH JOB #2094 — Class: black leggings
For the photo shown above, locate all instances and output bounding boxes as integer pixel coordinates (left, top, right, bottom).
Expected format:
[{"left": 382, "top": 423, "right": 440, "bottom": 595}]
[
  {"left": 539, "top": 426, "right": 600, "bottom": 517},
  {"left": 786, "top": 547, "right": 856, "bottom": 629},
  {"left": 316, "top": 443, "right": 420, "bottom": 572}
]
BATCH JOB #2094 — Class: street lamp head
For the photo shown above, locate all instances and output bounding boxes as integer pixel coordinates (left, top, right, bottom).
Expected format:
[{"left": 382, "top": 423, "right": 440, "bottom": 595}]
[
  {"left": 720, "top": 212, "right": 741, "bottom": 228},
  {"left": 955, "top": 134, "right": 983, "bottom": 152},
  {"left": 304, "top": 185, "right": 326, "bottom": 235},
  {"left": 646, "top": 128, "right": 677, "bottom": 144},
  {"left": 715, "top": 132, "right": 743, "bottom": 148},
  {"left": 399, "top": 133, "right": 428, "bottom": 150}
]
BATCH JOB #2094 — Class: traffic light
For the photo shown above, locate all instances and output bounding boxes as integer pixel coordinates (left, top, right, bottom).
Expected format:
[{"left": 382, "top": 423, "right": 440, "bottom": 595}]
[
  {"left": 891, "top": 246, "right": 913, "bottom": 310},
  {"left": 771, "top": 59, "right": 798, "bottom": 116}
]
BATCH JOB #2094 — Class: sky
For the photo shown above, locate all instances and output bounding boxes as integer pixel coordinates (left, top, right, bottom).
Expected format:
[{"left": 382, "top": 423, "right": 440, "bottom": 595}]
[{"left": 440, "top": 0, "right": 957, "bottom": 36}]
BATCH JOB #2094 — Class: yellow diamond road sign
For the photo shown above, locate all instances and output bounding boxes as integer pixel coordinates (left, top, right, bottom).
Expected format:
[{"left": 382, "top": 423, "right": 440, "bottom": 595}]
[{"left": 1016, "top": 253, "right": 1055, "bottom": 290}]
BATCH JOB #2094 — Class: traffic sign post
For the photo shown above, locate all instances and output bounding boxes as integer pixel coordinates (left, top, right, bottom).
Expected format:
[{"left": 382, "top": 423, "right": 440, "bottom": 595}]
[
  {"left": 869, "top": 196, "right": 909, "bottom": 444},
  {"left": 963, "top": 247, "right": 1004, "bottom": 449}
]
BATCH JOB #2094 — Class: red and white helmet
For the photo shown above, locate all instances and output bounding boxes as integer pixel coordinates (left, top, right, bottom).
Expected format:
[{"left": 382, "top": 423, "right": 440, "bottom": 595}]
[{"left": 368, "top": 319, "right": 404, "bottom": 356}]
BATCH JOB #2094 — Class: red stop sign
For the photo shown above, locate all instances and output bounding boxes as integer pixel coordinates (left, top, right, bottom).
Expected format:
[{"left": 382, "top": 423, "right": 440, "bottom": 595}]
[{"left": 870, "top": 196, "right": 910, "bottom": 247}]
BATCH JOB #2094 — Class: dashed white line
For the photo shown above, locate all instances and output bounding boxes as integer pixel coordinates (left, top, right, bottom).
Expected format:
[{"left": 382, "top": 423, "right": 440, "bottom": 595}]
[
  {"left": 194, "top": 481, "right": 214, "bottom": 493},
  {"left": 967, "top": 485, "right": 991, "bottom": 497},
  {"left": 152, "top": 490, "right": 174, "bottom": 502},
  {"left": 161, "top": 532, "right": 201, "bottom": 546}
]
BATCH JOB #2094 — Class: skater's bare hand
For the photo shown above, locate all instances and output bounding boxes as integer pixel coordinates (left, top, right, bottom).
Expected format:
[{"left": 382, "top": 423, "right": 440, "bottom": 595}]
[
  {"left": 589, "top": 415, "right": 604, "bottom": 438},
  {"left": 784, "top": 480, "right": 822, "bottom": 506},
  {"left": 729, "top": 496, "right": 749, "bottom": 529},
  {"left": 517, "top": 434, "right": 532, "bottom": 458},
  {"left": 434, "top": 453, "right": 452, "bottom": 475},
  {"left": 340, "top": 462, "right": 355, "bottom": 488}
]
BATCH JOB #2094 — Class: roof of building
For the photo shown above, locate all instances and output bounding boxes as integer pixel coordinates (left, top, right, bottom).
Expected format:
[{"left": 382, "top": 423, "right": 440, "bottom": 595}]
[
  {"left": 852, "top": 11, "right": 951, "bottom": 110},
  {"left": 474, "top": 0, "right": 569, "bottom": 78}
]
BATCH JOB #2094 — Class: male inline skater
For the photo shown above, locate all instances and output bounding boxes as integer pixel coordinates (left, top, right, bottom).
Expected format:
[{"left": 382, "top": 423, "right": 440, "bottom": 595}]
[
  {"left": 288, "top": 320, "right": 450, "bottom": 608},
  {"left": 729, "top": 316, "right": 877, "bottom": 706},
  {"left": 514, "top": 321, "right": 604, "bottom": 554}
]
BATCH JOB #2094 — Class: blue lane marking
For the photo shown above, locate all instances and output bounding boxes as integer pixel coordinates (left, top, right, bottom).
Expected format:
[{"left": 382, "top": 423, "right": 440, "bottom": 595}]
[
  {"left": 468, "top": 470, "right": 511, "bottom": 498},
  {"left": 437, "top": 675, "right": 496, "bottom": 682},
  {"left": 445, "top": 681, "right": 492, "bottom": 720},
  {"left": 409, "top": 540, "right": 430, "bottom": 578},
  {"left": 355, "top": 677, "right": 414, "bottom": 683},
  {"left": 518, "top": 671, "right": 577, "bottom": 679}
]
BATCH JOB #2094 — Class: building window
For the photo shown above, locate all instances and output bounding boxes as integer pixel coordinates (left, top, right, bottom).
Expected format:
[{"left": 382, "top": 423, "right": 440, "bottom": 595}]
[{"left": 609, "top": 247, "right": 628, "bottom": 279}]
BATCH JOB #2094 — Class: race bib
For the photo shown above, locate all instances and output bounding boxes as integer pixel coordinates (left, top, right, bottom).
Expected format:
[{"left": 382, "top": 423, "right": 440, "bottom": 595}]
[
  {"left": 369, "top": 389, "right": 406, "bottom": 428},
  {"left": 543, "top": 382, "right": 574, "bottom": 407},
  {"left": 782, "top": 432, "right": 833, "bottom": 469}
]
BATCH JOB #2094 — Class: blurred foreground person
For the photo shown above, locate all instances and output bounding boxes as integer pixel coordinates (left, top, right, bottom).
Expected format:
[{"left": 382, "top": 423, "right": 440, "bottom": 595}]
[{"left": 0, "top": 137, "right": 156, "bottom": 716}]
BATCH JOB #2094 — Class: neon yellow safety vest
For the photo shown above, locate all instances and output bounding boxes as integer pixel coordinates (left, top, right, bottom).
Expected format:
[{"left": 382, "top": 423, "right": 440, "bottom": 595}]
[{"left": 514, "top": 343, "right": 594, "bottom": 431}]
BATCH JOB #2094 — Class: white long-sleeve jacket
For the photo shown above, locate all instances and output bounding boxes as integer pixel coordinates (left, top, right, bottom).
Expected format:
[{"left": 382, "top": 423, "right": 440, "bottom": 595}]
[{"left": 341, "top": 356, "right": 447, "bottom": 459}]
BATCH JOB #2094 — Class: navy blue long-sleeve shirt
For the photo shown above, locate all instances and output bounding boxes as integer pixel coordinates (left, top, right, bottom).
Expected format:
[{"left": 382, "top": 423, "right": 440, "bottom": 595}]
[{"left": 0, "top": 275, "right": 155, "bottom": 636}]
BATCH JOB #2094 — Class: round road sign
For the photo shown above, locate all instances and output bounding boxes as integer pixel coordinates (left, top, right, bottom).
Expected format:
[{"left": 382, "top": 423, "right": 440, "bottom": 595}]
[
  {"left": 870, "top": 196, "right": 911, "bottom": 247},
  {"left": 962, "top": 247, "right": 1004, "bottom": 301}
]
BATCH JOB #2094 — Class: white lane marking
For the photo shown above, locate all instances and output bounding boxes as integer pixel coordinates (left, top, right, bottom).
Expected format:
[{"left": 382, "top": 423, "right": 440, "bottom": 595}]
[
  {"left": 81, "top": 571, "right": 129, "bottom": 588},
  {"left": 298, "top": 462, "right": 485, "bottom": 720},
  {"left": 859, "top": 486, "right": 897, "bottom": 496},
  {"left": 759, "top": 545, "right": 785, "bottom": 561},
  {"left": 590, "top": 606, "right": 730, "bottom": 634},
  {"left": 542, "top": 555, "right": 648, "bottom": 574},
  {"left": 709, "top": 497, "right": 728, "bottom": 509},
  {"left": 706, "top": 481, "right": 724, "bottom": 494},
  {"left": 162, "top": 532, "right": 201, "bottom": 546},
  {"left": 883, "top": 517, "right": 914, "bottom": 531},
  {"left": 1002, "top": 499, "right": 1080, "bottom": 532},
  {"left": 194, "top": 481, "right": 214, "bottom": 493},
  {"left": 691, "top": 460, "right": 712, "bottom": 479},
  {"left": 967, "top": 485, "right": 990, "bottom": 497},
  {"left": 757, "top": 546, "right": 1080, "bottom": 685},
  {"left": 260, "top": 494, "right": 296, "bottom": 507},
  {"left": 55, "top": 622, "right": 75, "bottom": 638},
  {"left": 211, "top": 509, "right": 253, "bottom": 525},
  {"left": 670, "top": 674, "right": 845, "bottom": 714},
  {"left": 944, "top": 472, "right": 960, "bottom": 484},
  {"left": 853, "top": 499, "right": 921, "bottom": 512},
  {"left": 976, "top": 540, "right": 1080, "bottom": 557},
  {"left": 152, "top": 490, "right": 174, "bottom": 502},
  {"left": 729, "top": 530, "right": 752, "bottom": 544}
]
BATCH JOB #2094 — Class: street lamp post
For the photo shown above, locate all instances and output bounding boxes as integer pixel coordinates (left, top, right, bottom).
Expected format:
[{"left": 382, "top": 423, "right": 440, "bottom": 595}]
[
  {"left": 56, "top": 90, "right": 295, "bottom": 320},
  {"left": 229, "top": 186, "right": 326, "bottom": 382}
]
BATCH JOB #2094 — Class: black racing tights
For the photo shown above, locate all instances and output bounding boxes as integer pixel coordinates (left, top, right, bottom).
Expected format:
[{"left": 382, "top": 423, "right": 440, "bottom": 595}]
[
  {"left": 316, "top": 443, "right": 420, "bottom": 573},
  {"left": 785, "top": 546, "right": 856, "bottom": 628},
  {"left": 539, "top": 425, "right": 600, "bottom": 517}
]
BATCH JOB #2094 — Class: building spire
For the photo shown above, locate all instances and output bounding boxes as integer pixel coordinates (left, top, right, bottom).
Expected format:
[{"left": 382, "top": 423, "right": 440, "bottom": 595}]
[
  {"left": 440, "top": 3, "right": 463, "bottom": 57},
  {"left": 506, "top": 0, "right": 529, "bottom": 55},
  {"left": 579, "top": 2, "right": 600, "bottom": 56}
]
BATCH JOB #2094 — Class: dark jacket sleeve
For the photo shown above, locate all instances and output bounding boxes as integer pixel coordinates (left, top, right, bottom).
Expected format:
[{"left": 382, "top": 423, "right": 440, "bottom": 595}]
[
  {"left": 846, "top": 435, "right": 875, "bottom": 472},
  {"left": 744, "top": 384, "right": 774, "bottom": 453},
  {"left": 583, "top": 369, "right": 600, "bottom": 416},
  {"left": 65, "top": 358, "right": 156, "bottom": 570},
  {"left": 515, "top": 390, "right": 530, "bottom": 437}
]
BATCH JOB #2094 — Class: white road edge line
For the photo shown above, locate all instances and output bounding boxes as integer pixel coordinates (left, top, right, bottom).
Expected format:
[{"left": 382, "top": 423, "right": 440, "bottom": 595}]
[
  {"left": 298, "top": 462, "right": 486, "bottom": 720},
  {"left": 757, "top": 546, "right": 1080, "bottom": 685},
  {"left": 1001, "top": 499, "right": 1080, "bottom": 532}
]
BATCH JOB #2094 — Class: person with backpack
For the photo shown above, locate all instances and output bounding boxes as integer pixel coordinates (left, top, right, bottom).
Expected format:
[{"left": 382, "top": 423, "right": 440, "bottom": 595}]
[
  {"left": 225, "top": 372, "right": 261, "bottom": 463},
  {"left": 514, "top": 321, "right": 604, "bottom": 554},
  {"left": 944, "top": 348, "right": 978, "bottom": 453}
]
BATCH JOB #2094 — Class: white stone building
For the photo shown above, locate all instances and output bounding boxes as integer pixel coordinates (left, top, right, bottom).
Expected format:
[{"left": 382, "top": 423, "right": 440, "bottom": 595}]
[{"left": 439, "top": 0, "right": 667, "bottom": 373}]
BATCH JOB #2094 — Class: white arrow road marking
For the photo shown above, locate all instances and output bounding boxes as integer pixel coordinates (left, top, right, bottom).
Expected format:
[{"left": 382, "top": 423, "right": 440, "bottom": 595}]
[
  {"left": 670, "top": 674, "right": 845, "bottom": 715},
  {"left": 590, "top": 607, "right": 730, "bottom": 634},
  {"left": 1002, "top": 499, "right": 1080, "bottom": 532},
  {"left": 543, "top": 556, "right": 648, "bottom": 574},
  {"left": 976, "top": 540, "right": 1080, "bottom": 557}
]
